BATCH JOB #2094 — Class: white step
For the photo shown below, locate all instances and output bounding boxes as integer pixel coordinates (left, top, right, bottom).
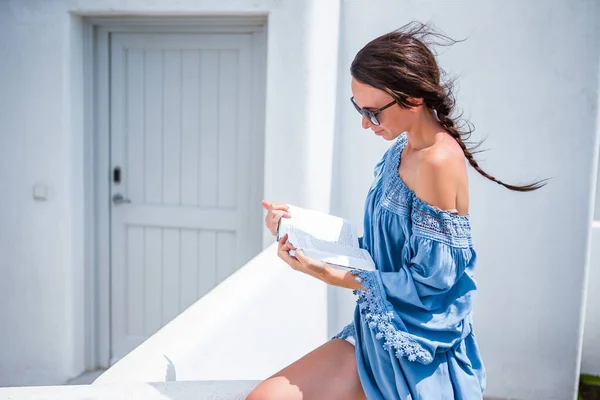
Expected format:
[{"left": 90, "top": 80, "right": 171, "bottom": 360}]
[{"left": 0, "top": 380, "right": 260, "bottom": 400}]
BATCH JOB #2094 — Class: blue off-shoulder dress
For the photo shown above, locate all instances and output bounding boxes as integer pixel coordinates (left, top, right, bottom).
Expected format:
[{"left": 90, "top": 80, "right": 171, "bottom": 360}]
[{"left": 333, "top": 134, "right": 486, "bottom": 400}]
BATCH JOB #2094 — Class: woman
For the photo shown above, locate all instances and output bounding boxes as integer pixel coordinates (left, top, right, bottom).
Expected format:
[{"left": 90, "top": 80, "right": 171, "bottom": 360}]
[{"left": 247, "top": 22, "right": 544, "bottom": 400}]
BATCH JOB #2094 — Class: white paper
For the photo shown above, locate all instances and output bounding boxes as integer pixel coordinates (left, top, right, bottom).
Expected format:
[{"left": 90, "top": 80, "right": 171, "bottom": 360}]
[{"left": 277, "top": 205, "right": 375, "bottom": 271}]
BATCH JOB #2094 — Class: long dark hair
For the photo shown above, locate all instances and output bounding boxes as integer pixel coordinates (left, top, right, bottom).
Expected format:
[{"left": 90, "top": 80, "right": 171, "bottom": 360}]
[{"left": 351, "top": 22, "right": 547, "bottom": 192}]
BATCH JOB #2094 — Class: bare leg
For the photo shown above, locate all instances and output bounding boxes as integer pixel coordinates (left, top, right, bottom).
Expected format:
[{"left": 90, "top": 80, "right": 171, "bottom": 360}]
[{"left": 246, "top": 339, "right": 365, "bottom": 400}]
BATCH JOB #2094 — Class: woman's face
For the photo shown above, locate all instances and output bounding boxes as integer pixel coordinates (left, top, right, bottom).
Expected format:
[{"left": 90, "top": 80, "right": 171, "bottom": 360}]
[{"left": 350, "top": 78, "right": 419, "bottom": 141}]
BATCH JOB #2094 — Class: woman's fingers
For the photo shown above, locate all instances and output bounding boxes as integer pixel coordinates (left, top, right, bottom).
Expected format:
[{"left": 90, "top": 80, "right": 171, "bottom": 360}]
[
  {"left": 270, "top": 210, "right": 289, "bottom": 225},
  {"left": 294, "top": 249, "right": 307, "bottom": 265},
  {"left": 277, "top": 235, "right": 289, "bottom": 255},
  {"left": 277, "top": 235, "right": 296, "bottom": 252},
  {"left": 272, "top": 207, "right": 291, "bottom": 219},
  {"left": 268, "top": 210, "right": 291, "bottom": 235},
  {"left": 261, "top": 200, "right": 290, "bottom": 212},
  {"left": 262, "top": 201, "right": 291, "bottom": 235},
  {"left": 270, "top": 202, "right": 290, "bottom": 212},
  {"left": 281, "top": 242, "right": 296, "bottom": 253},
  {"left": 260, "top": 200, "right": 271, "bottom": 210},
  {"left": 277, "top": 235, "right": 302, "bottom": 270}
]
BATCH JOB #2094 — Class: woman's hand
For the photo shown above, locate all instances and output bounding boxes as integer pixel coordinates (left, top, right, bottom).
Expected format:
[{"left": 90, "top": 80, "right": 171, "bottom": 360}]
[
  {"left": 261, "top": 200, "right": 291, "bottom": 236},
  {"left": 277, "top": 234, "right": 330, "bottom": 282}
]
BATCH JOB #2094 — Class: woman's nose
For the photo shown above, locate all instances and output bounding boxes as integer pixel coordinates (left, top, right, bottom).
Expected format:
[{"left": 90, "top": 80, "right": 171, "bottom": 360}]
[{"left": 361, "top": 115, "right": 372, "bottom": 129}]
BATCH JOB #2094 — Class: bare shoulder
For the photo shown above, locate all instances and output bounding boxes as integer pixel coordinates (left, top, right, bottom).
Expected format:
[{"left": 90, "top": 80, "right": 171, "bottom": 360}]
[
  {"left": 414, "top": 135, "right": 467, "bottom": 212},
  {"left": 421, "top": 134, "right": 466, "bottom": 171}
]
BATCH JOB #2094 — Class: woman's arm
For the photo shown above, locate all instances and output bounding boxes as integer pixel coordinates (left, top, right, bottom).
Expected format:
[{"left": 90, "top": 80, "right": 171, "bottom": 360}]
[{"left": 321, "top": 265, "right": 364, "bottom": 291}]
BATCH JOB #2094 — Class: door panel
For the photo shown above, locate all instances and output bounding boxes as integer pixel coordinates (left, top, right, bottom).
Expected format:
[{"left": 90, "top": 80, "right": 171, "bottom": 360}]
[{"left": 109, "top": 32, "right": 259, "bottom": 363}]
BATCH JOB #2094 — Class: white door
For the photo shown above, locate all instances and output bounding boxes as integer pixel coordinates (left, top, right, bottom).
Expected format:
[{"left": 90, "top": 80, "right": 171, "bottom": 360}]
[{"left": 109, "top": 32, "right": 262, "bottom": 363}]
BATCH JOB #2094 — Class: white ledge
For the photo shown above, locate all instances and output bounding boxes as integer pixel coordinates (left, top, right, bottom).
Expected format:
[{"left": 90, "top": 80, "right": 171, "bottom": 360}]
[{"left": 0, "top": 380, "right": 260, "bottom": 400}]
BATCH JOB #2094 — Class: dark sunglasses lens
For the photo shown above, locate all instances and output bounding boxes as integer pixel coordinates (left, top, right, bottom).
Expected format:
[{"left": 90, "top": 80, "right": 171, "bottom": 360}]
[
  {"left": 351, "top": 98, "right": 381, "bottom": 125},
  {"left": 364, "top": 111, "right": 379, "bottom": 126}
]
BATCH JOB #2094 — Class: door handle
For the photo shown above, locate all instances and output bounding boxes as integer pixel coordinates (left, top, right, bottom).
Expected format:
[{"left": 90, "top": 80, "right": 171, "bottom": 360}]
[{"left": 112, "top": 193, "right": 131, "bottom": 205}]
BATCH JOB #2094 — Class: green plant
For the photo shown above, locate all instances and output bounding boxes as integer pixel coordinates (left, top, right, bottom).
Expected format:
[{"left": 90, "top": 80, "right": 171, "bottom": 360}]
[{"left": 579, "top": 374, "right": 600, "bottom": 400}]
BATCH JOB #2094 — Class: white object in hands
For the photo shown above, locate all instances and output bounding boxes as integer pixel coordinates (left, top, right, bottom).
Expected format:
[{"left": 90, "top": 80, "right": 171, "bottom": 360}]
[{"left": 277, "top": 205, "right": 376, "bottom": 271}]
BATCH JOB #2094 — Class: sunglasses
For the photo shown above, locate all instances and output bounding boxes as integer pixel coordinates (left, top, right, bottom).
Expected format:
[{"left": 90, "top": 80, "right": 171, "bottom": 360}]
[{"left": 350, "top": 97, "right": 396, "bottom": 126}]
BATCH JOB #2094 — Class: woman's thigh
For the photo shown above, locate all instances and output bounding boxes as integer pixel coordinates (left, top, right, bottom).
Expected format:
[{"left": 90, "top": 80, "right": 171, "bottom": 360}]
[{"left": 246, "top": 338, "right": 365, "bottom": 400}]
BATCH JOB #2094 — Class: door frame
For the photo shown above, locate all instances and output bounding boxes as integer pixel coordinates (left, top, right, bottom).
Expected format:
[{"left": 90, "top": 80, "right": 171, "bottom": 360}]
[{"left": 83, "top": 16, "right": 267, "bottom": 369}]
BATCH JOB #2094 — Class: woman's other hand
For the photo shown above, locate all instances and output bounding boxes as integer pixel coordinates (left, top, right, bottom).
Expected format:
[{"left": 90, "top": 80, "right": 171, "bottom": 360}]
[{"left": 261, "top": 200, "right": 291, "bottom": 236}]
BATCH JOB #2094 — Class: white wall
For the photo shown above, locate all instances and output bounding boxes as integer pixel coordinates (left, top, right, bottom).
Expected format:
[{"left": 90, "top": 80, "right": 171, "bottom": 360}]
[
  {"left": 0, "top": 0, "right": 337, "bottom": 386},
  {"left": 95, "top": 246, "right": 327, "bottom": 383},
  {"left": 583, "top": 64, "right": 600, "bottom": 377},
  {"left": 583, "top": 226, "right": 600, "bottom": 376},
  {"left": 0, "top": 1, "right": 86, "bottom": 386},
  {"left": 330, "top": 1, "right": 600, "bottom": 399}
]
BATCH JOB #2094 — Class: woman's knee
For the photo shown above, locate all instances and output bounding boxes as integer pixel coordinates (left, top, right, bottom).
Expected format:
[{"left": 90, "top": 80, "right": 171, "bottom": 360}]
[{"left": 245, "top": 377, "right": 301, "bottom": 400}]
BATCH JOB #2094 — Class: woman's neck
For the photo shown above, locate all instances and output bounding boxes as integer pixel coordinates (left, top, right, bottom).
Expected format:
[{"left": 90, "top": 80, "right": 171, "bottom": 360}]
[{"left": 404, "top": 108, "right": 446, "bottom": 151}]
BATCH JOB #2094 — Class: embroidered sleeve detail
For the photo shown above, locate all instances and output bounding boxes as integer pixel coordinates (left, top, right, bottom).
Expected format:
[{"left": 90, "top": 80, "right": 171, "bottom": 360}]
[
  {"left": 379, "top": 138, "right": 412, "bottom": 217},
  {"left": 332, "top": 323, "right": 356, "bottom": 341},
  {"left": 411, "top": 199, "right": 472, "bottom": 248},
  {"left": 351, "top": 270, "right": 434, "bottom": 364}
]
